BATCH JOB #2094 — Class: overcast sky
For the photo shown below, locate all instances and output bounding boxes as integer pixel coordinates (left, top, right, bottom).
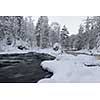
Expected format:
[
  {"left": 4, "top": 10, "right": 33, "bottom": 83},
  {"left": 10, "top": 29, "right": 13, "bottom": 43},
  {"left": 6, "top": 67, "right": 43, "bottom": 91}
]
[{"left": 32, "top": 16, "right": 86, "bottom": 35}]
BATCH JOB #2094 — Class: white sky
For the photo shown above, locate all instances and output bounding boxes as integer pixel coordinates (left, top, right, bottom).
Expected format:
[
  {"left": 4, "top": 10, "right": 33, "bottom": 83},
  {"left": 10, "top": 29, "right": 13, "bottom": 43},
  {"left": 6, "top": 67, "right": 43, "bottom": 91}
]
[{"left": 32, "top": 16, "right": 86, "bottom": 35}]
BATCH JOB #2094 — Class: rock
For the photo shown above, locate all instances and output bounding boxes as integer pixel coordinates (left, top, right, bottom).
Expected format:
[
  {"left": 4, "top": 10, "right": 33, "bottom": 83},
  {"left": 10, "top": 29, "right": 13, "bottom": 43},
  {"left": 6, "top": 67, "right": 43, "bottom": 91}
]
[{"left": 17, "top": 45, "right": 28, "bottom": 50}]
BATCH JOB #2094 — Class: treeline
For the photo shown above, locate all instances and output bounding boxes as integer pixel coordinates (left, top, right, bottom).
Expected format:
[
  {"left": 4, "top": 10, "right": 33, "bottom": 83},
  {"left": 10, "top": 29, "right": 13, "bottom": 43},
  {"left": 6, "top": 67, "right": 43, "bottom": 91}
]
[
  {"left": 70, "top": 16, "right": 100, "bottom": 51},
  {"left": 0, "top": 16, "right": 100, "bottom": 51},
  {"left": 0, "top": 16, "right": 69, "bottom": 51}
]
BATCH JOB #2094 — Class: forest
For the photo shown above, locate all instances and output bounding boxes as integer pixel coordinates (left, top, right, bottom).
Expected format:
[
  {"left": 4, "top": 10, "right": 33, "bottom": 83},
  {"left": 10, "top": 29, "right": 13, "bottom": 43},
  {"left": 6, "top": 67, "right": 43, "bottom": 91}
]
[{"left": 0, "top": 16, "right": 100, "bottom": 52}]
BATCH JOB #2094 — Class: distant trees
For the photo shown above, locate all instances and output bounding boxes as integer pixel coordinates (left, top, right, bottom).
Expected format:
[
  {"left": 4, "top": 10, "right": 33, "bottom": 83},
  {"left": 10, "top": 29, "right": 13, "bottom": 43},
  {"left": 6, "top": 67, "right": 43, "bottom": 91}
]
[
  {"left": 60, "top": 25, "right": 69, "bottom": 50},
  {"left": 68, "top": 16, "right": 100, "bottom": 51},
  {"left": 73, "top": 25, "right": 84, "bottom": 50},
  {"left": 69, "top": 34, "right": 76, "bottom": 49}
]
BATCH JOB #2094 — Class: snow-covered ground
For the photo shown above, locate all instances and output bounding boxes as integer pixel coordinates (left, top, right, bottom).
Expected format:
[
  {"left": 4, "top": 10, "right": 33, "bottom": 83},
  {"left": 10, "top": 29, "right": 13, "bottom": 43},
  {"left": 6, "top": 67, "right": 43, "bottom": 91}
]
[
  {"left": 0, "top": 46, "right": 30, "bottom": 54},
  {"left": 74, "top": 49, "right": 100, "bottom": 55},
  {"left": 38, "top": 53, "right": 100, "bottom": 83},
  {"left": 0, "top": 47, "right": 61, "bottom": 57}
]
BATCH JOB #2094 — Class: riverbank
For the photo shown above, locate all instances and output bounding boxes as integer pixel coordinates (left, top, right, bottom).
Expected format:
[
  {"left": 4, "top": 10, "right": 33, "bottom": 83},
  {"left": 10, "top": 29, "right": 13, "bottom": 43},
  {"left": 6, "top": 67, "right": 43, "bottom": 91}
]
[{"left": 39, "top": 53, "right": 100, "bottom": 83}]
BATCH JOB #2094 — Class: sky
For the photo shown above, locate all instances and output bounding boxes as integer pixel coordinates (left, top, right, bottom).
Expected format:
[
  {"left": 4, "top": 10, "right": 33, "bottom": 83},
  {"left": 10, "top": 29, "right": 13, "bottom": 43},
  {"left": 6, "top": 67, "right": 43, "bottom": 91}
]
[{"left": 32, "top": 16, "right": 86, "bottom": 35}]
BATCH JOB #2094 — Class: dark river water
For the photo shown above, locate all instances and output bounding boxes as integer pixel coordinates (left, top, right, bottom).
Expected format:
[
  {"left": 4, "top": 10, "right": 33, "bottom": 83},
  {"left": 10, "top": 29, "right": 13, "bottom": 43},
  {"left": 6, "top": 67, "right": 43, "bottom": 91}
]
[{"left": 0, "top": 52, "right": 55, "bottom": 83}]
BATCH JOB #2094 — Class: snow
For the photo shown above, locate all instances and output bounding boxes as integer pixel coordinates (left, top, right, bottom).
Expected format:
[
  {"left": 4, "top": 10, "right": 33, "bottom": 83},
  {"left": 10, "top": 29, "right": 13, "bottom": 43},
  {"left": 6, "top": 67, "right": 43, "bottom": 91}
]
[
  {"left": 38, "top": 53, "right": 100, "bottom": 83},
  {"left": 0, "top": 46, "right": 29, "bottom": 54},
  {"left": 74, "top": 49, "right": 100, "bottom": 55},
  {"left": 75, "top": 49, "right": 92, "bottom": 54},
  {"left": 0, "top": 46, "right": 61, "bottom": 57},
  {"left": 0, "top": 39, "right": 31, "bottom": 54},
  {"left": 37, "top": 48, "right": 61, "bottom": 57},
  {"left": 53, "top": 43, "right": 61, "bottom": 49},
  {"left": 1, "top": 45, "right": 100, "bottom": 83}
]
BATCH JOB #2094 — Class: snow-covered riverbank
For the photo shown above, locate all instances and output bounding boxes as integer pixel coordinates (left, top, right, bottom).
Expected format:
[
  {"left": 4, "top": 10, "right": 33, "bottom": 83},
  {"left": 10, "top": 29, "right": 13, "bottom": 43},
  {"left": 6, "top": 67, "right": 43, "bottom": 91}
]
[
  {"left": 38, "top": 53, "right": 100, "bottom": 83},
  {"left": 0, "top": 47, "right": 61, "bottom": 57}
]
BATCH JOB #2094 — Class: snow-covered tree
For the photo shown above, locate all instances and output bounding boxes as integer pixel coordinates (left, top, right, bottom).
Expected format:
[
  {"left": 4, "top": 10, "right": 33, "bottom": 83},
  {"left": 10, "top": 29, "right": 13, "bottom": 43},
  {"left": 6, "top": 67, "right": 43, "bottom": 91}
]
[
  {"left": 49, "top": 22, "right": 60, "bottom": 47},
  {"left": 0, "top": 16, "right": 14, "bottom": 46},
  {"left": 15, "top": 16, "right": 26, "bottom": 40},
  {"left": 24, "top": 16, "right": 35, "bottom": 48},
  {"left": 82, "top": 17, "right": 98, "bottom": 49},
  {"left": 96, "top": 32, "right": 100, "bottom": 50},
  {"left": 35, "top": 16, "right": 50, "bottom": 48}
]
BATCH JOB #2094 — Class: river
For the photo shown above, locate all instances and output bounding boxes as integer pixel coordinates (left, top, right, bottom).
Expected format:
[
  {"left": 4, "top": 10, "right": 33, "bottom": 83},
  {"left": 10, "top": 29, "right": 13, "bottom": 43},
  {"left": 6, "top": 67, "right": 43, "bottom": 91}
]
[{"left": 0, "top": 52, "right": 55, "bottom": 83}]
